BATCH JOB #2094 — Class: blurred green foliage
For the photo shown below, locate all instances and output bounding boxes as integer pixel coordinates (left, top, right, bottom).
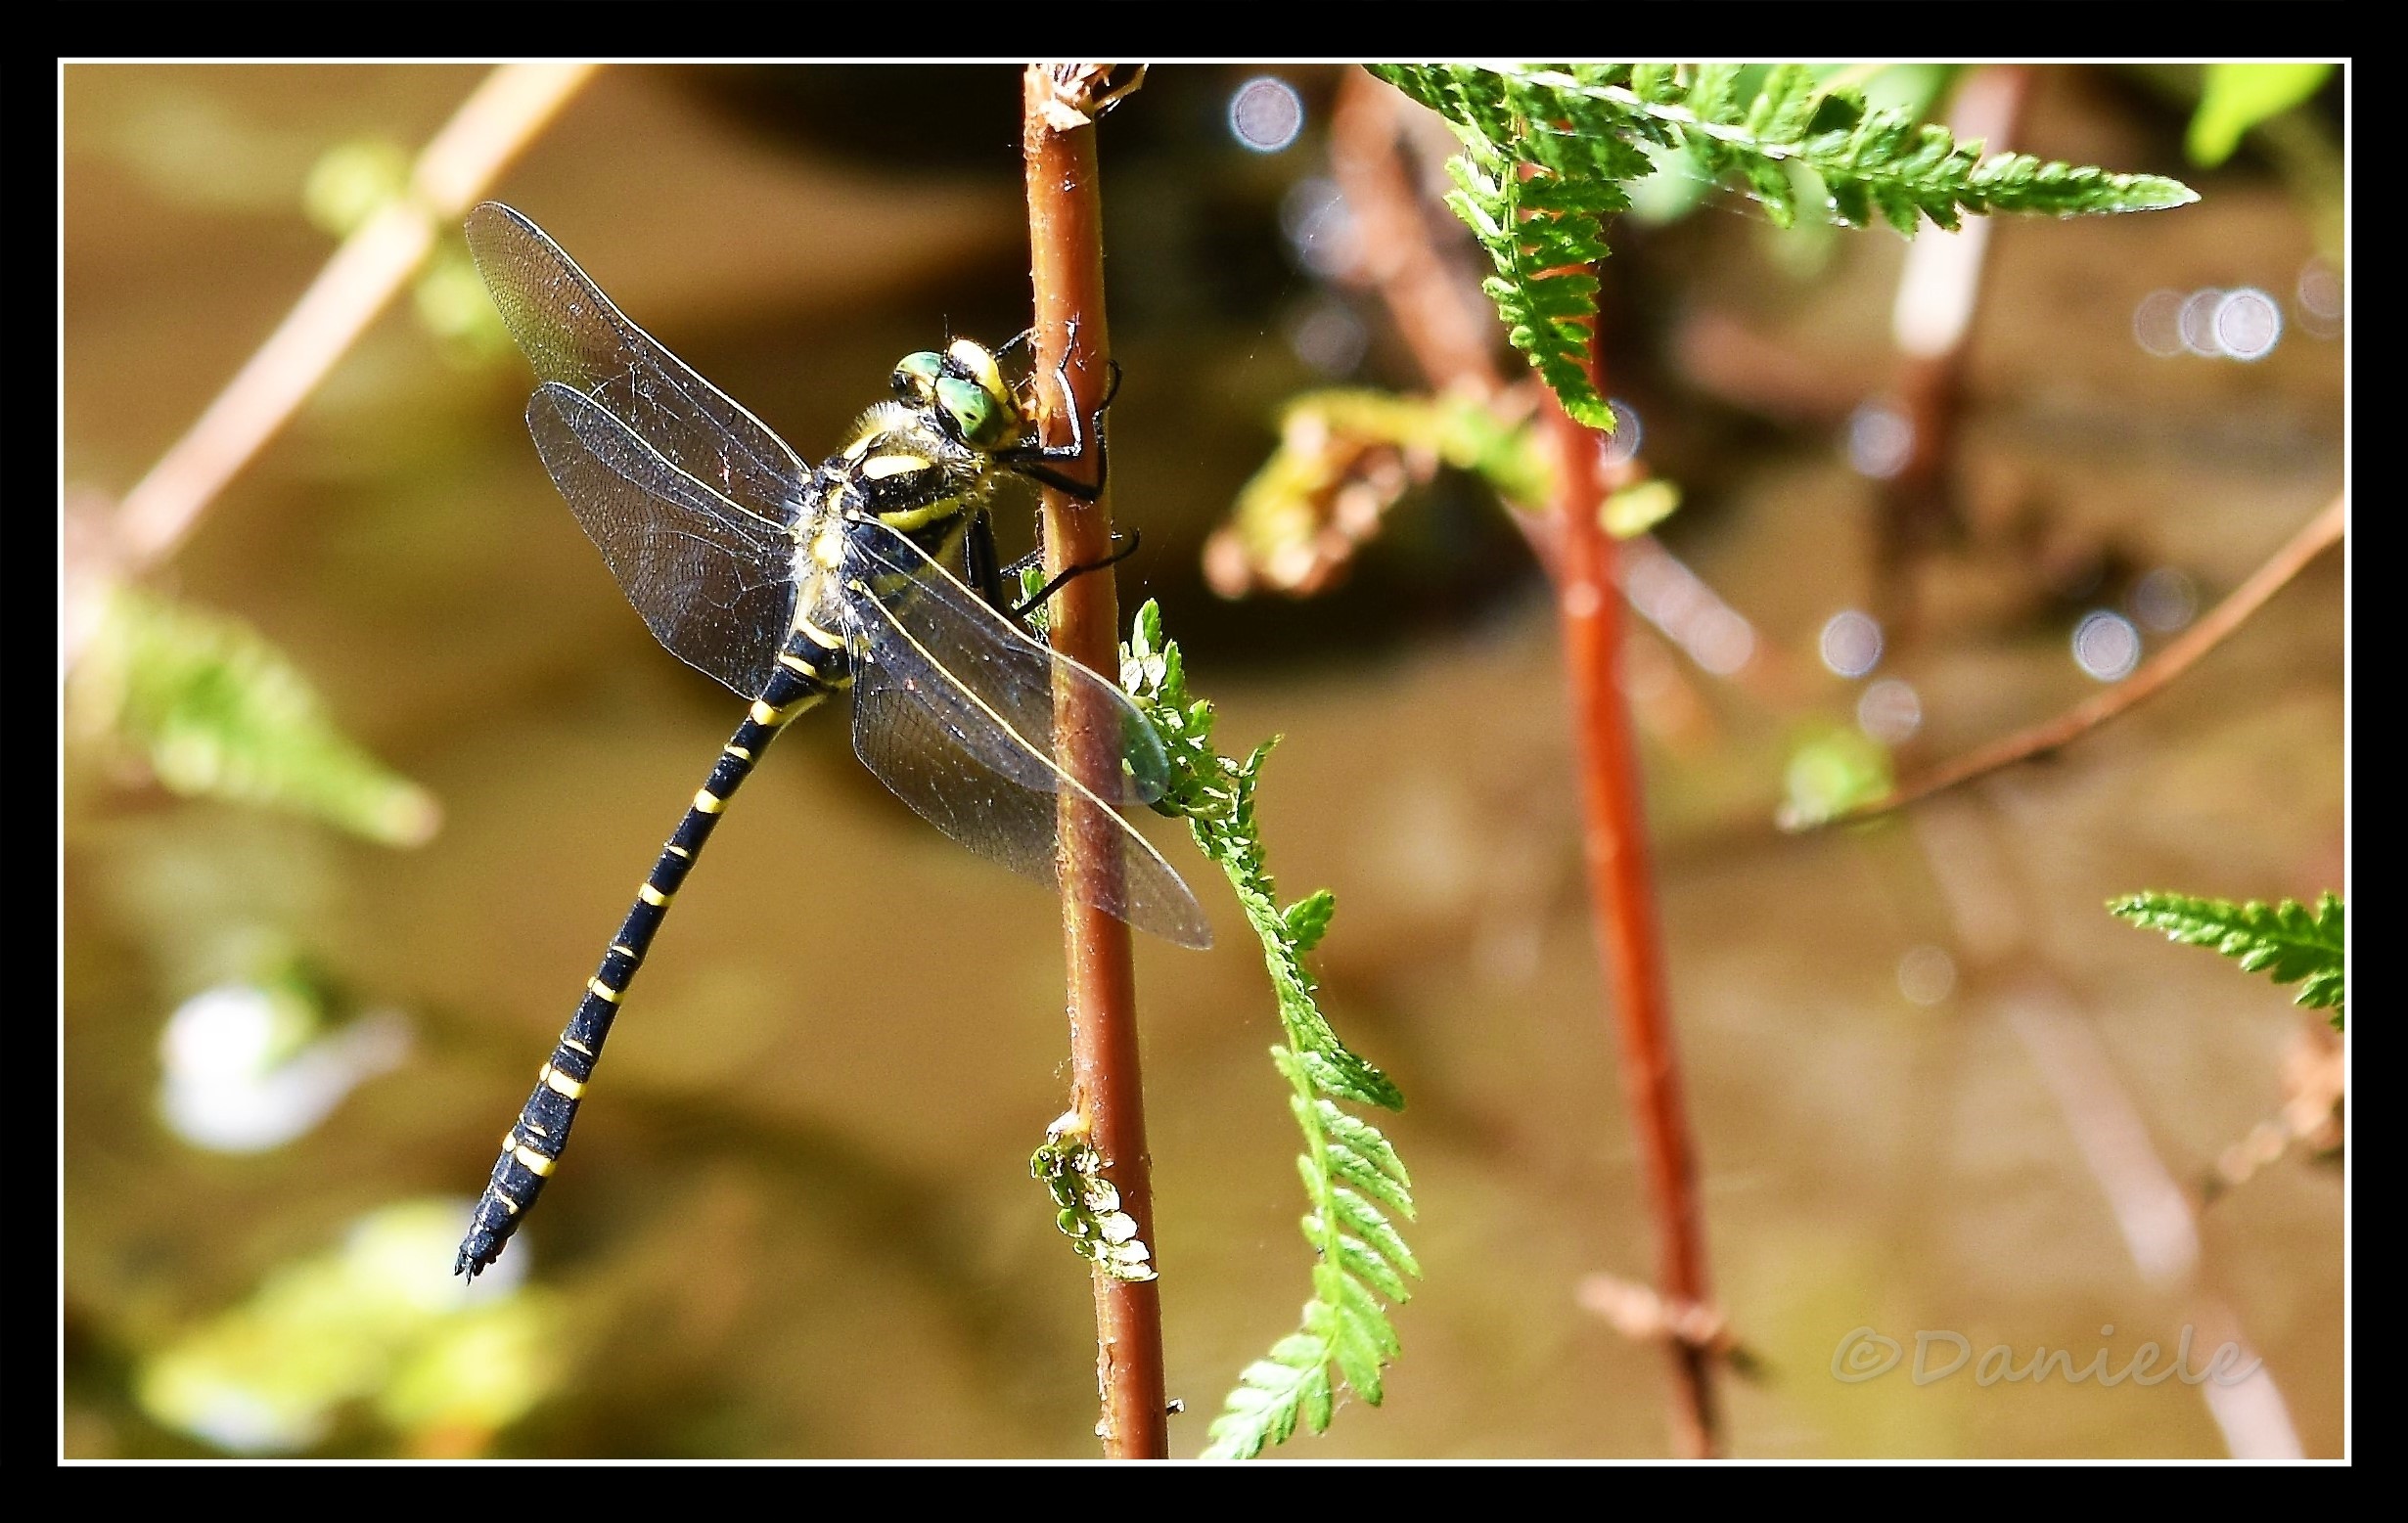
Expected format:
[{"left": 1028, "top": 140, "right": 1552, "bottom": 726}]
[
  {"left": 135, "top": 1201, "right": 566, "bottom": 1456},
  {"left": 69, "top": 585, "right": 439, "bottom": 848}
]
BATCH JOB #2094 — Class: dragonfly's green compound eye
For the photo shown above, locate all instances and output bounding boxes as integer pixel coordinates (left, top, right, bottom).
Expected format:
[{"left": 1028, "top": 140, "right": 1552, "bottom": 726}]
[
  {"left": 891, "top": 350, "right": 944, "bottom": 407},
  {"left": 936, "top": 374, "right": 1016, "bottom": 451},
  {"left": 893, "top": 347, "right": 1019, "bottom": 451}
]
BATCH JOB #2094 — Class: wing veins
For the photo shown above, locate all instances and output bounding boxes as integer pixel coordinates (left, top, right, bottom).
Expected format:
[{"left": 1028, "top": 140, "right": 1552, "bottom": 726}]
[
  {"left": 539, "top": 381, "right": 794, "bottom": 538},
  {"left": 469, "top": 202, "right": 810, "bottom": 527},
  {"left": 844, "top": 516, "right": 1169, "bottom": 804},
  {"left": 530, "top": 383, "right": 799, "bottom": 696},
  {"left": 848, "top": 585, "right": 1130, "bottom": 825}
]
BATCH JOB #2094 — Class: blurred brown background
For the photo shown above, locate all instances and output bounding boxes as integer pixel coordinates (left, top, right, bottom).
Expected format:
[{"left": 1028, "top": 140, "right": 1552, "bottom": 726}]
[{"left": 62, "top": 64, "right": 2343, "bottom": 1458}]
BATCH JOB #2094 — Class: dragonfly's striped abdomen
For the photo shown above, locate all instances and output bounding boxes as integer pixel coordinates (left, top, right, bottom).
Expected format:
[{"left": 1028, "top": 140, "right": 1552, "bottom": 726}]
[{"left": 454, "top": 642, "right": 845, "bottom": 1277}]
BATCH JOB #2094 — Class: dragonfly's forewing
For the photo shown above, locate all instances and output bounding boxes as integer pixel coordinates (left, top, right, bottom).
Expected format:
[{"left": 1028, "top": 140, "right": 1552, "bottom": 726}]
[
  {"left": 844, "top": 522, "right": 1209, "bottom": 949},
  {"left": 467, "top": 202, "right": 811, "bottom": 534},
  {"left": 844, "top": 518, "right": 1172, "bottom": 805},
  {"left": 529, "top": 383, "right": 799, "bottom": 699}
]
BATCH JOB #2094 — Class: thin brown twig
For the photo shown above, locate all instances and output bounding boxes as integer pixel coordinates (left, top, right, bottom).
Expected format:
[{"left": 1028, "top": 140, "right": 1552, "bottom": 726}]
[
  {"left": 1331, "top": 68, "right": 1510, "bottom": 401},
  {"left": 1022, "top": 63, "right": 1167, "bottom": 1461},
  {"left": 1545, "top": 324, "right": 1721, "bottom": 1459},
  {"left": 1800, "top": 492, "right": 2344, "bottom": 830},
  {"left": 67, "top": 64, "right": 596, "bottom": 668},
  {"left": 1330, "top": 67, "right": 1552, "bottom": 587},
  {"left": 1912, "top": 802, "right": 2304, "bottom": 1457}
]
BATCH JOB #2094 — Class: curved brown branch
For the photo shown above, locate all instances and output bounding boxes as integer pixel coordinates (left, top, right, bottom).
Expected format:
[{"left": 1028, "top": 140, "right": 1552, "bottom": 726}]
[
  {"left": 1870, "top": 64, "right": 2030, "bottom": 640},
  {"left": 1909, "top": 805, "right": 2305, "bottom": 1456},
  {"left": 1331, "top": 68, "right": 1510, "bottom": 399},
  {"left": 1022, "top": 63, "right": 1167, "bottom": 1461},
  {"left": 67, "top": 65, "right": 596, "bottom": 669},
  {"left": 1800, "top": 492, "right": 2344, "bottom": 830}
]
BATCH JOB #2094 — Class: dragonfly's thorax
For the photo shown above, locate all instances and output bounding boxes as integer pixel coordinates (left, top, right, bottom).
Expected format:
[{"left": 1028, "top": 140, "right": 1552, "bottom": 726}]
[
  {"left": 816, "top": 399, "right": 999, "bottom": 538},
  {"left": 777, "top": 397, "right": 997, "bottom": 669}
]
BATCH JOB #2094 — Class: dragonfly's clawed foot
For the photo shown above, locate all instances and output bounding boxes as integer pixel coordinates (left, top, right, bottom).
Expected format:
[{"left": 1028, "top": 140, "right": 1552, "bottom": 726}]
[{"left": 1009, "top": 528, "right": 1143, "bottom": 619}]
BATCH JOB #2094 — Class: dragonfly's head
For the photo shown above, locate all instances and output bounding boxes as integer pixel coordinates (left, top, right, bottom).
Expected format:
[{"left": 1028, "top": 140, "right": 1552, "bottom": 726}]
[{"left": 892, "top": 339, "right": 1022, "bottom": 456}]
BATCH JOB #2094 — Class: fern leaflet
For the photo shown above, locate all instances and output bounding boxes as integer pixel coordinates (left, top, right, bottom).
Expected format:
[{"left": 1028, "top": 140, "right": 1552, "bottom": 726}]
[
  {"left": 1119, "top": 604, "right": 1418, "bottom": 1459},
  {"left": 2109, "top": 890, "right": 2343, "bottom": 1028},
  {"left": 1373, "top": 64, "right": 2196, "bottom": 426},
  {"left": 68, "top": 585, "right": 438, "bottom": 847}
]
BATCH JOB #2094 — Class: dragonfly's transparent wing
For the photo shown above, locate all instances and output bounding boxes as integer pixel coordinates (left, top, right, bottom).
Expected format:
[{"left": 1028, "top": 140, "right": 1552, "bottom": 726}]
[
  {"left": 529, "top": 383, "right": 799, "bottom": 698},
  {"left": 843, "top": 517, "right": 1170, "bottom": 805},
  {"left": 467, "top": 202, "right": 811, "bottom": 532},
  {"left": 843, "top": 521, "right": 1209, "bottom": 949}
]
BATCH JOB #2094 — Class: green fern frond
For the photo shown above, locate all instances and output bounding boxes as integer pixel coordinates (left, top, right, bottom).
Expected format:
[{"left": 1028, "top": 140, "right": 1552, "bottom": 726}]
[
  {"left": 1121, "top": 604, "right": 1419, "bottom": 1460},
  {"left": 68, "top": 585, "right": 439, "bottom": 848},
  {"left": 1374, "top": 64, "right": 2196, "bottom": 426},
  {"left": 2109, "top": 890, "right": 2343, "bottom": 1028}
]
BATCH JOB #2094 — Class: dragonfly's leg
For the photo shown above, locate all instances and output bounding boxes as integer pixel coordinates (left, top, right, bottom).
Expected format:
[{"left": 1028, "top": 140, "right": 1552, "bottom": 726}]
[
  {"left": 963, "top": 510, "right": 1009, "bottom": 612},
  {"left": 1009, "top": 527, "right": 1143, "bottom": 620},
  {"left": 1003, "top": 319, "right": 1122, "bottom": 501}
]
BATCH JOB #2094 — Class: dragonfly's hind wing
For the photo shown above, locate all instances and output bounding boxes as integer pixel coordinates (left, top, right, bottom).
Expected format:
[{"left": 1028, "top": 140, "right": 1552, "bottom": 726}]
[
  {"left": 468, "top": 202, "right": 811, "bottom": 532},
  {"left": 529, "top": 382, "right": 799, "bottom": 699}
]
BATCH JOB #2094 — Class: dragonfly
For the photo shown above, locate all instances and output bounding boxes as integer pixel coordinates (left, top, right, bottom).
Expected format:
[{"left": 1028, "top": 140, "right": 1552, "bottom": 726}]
[{"left": 454, "top": 202, "right": 1208, "bottom": 1277}]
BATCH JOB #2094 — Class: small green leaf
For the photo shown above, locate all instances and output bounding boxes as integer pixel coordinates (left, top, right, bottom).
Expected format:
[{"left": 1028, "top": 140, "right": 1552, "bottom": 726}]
[
  {"left": 1297, "top": 1363, "right": 1335, "bottom": 1432},
  {"left": 1268, "top": 1332, "right": 1325, "bottom": 1366},
  {"left": 1328, "top": 1309, "right": 1386, "bottom": 1406},
  {"left": 1330, "top": 1187, "right": 1422, "bottom": 1280},
  {"left": 301, "top": 138, "right": 409, "bottom": 237},
  {"left": 1235, "top": 1360, "right": 1295, "bottom": 1396},
  {"left": 1780, "top": 724, "right": 1894, "bottom": 830},
  {"left": 1320, "top": 1104, "right": 1411, "bottom": 1189},
  {"left": 1603, "top": 479, "right": 1680, "bottom": 538},
  {"left": 2188, "top": 64, "right": 2332, "bottom": 167},
  {"left": 1323, "top": 1139, "right": 1415, "bottom": 1218},
  {"left": 1030, "top": 1124, "right": 1159, "bottom": 1281},
  {"left": 1283, "top": 889, "right": 1337, "bottom": 953},
  {"left": 1328, "top": 1270, "right": 1402, "bottom": 1357},
  {"left": 1330, "top": 1232, "right": 1412, "bottom": 1302},
  {"left": 1294, "top": 1047, "right": 1403, "bottom": 1111}
]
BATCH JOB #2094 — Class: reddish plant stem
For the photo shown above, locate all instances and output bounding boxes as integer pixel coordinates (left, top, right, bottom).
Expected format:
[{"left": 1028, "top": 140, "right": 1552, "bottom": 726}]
[
  {"left": 1022, "top": 65, "right": 1167, "bottom": 1461},
  {"left": 1342, "top": 70, "right": 1725, "bottom": 1453},
  {"left": 1545, "top": 326, "right": 1720, "bottom": 1459}
]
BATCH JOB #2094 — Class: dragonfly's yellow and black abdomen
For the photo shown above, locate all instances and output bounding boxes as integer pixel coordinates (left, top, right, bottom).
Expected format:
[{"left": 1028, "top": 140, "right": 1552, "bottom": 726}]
[{"left": 454, "top": 636, "right": 842, "bottom": 1277}]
